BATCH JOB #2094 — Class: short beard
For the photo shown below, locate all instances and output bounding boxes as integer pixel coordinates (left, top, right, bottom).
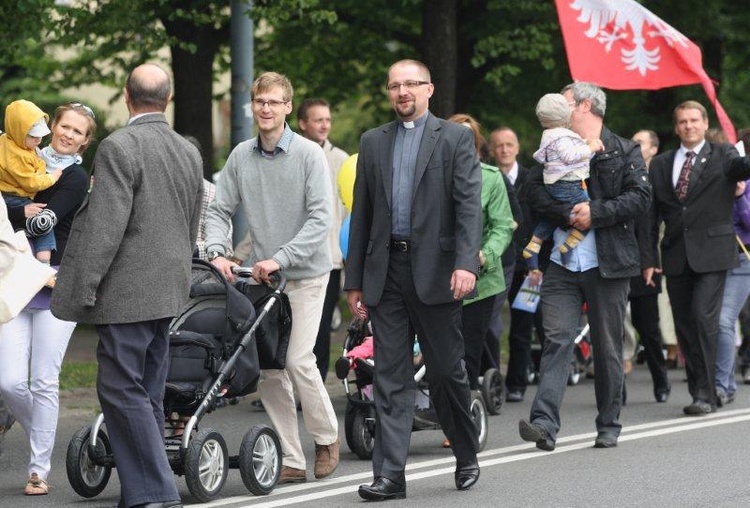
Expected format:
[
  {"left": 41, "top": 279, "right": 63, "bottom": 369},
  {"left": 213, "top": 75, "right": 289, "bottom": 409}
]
[{"left": 396, "top": 102, "right": 415, "bottom": 120}]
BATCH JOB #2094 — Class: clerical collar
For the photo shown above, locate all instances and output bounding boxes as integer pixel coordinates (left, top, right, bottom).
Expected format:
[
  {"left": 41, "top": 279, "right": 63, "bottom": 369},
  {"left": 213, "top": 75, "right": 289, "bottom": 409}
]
[{"left": 399, "top": 112, "right": 428, "bottom": 129}]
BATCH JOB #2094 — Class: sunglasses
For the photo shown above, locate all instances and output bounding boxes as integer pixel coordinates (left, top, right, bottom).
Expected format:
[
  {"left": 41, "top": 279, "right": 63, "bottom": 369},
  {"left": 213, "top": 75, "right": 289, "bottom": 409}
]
[{"left": 69, "top": 102, "right": 96, "bottom": 119}]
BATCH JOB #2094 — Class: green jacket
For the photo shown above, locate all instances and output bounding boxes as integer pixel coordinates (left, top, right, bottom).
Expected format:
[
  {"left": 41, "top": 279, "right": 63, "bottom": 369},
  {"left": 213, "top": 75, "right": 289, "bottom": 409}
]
[{"left": 464, "top": 163, "right": 514, "bottom": 305}]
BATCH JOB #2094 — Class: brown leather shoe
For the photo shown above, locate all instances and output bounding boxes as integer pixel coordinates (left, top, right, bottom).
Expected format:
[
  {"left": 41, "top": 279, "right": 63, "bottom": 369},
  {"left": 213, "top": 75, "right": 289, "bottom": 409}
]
[
  {"left": 278, "top": 466, "right": 306, "bottom": 484},
  {"left": 313, "top": 437, "right": 340, "bottom": 479}
]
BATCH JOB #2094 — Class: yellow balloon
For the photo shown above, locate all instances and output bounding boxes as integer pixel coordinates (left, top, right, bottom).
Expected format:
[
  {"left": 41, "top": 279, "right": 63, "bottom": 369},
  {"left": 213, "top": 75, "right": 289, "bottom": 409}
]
[{"left": 337, "top": 153, "right": 358, "bottom": 212}]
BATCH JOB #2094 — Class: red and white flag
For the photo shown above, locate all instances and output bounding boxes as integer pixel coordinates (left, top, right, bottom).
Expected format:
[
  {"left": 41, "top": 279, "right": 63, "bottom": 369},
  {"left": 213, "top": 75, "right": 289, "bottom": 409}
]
[{"left": 555, "top": 0, "right": 736, "bottom": 142}]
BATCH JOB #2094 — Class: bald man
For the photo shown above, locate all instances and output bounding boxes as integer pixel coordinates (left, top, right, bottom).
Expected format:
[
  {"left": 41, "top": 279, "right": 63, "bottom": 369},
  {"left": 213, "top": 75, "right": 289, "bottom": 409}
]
[{"left": 52, "top": 63, "right": 203, "bottom": 508}]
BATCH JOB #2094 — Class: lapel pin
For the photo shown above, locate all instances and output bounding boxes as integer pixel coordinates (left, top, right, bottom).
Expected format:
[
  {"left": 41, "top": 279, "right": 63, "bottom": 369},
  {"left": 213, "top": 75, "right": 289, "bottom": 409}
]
[{"left": 700, "top": 158, "right": 706, "bottom": 163}]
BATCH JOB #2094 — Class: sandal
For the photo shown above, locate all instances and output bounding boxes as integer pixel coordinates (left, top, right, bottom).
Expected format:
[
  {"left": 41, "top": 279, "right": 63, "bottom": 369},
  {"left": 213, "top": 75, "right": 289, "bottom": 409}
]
[{"left": 24, "top": 473, "right": 49, "bottom": 495}]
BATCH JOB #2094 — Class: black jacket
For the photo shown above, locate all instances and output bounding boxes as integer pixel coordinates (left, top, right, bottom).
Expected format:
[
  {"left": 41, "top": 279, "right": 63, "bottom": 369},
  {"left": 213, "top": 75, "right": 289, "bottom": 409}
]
[
  {"left": 525, "top": 125, "right": 651, "bottom": 279},
  {"left": 643, "top": 141, "right": 750, "bottom": 276}
]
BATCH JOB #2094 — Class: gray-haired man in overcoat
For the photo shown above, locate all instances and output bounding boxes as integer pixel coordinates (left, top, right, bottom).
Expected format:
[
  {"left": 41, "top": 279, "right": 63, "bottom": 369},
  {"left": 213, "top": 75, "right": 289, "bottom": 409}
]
[{"left": 52, "top": 63, "right": 203, "bottom": 508}]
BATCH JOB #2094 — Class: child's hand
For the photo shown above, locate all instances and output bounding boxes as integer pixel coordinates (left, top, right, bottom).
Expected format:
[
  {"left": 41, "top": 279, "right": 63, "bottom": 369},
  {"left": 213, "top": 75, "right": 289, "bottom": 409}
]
[
  {"left": 24, "top": 203, "right": 46, "bottom": 218},
  {"left": 528, "top": 269, "right": 543, "bottom": 287},
  {"left": 51, "top": 168, "right": 63, "bottom": 180},
  {"left": 586, "top": 139, "right": 604, "bottom": 152}
]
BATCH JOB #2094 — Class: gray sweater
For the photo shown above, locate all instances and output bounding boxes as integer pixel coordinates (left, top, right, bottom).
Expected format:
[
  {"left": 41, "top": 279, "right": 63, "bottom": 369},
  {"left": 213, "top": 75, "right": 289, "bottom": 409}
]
[{"left": 205, "top": 128, "right": 332, "bottom": 280}]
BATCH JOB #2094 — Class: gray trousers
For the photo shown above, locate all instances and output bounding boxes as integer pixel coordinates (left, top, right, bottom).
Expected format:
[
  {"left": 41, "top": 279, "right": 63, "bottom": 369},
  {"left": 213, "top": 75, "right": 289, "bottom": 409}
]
[
  {"left": 369, "top": 250, "right": 478, "bottom": 484},
  {"left": 529, "top": 263, "right": 629, "bottom": 441},
  {"left": 96, "top": 319, "right": 179, "bottom": 507}
]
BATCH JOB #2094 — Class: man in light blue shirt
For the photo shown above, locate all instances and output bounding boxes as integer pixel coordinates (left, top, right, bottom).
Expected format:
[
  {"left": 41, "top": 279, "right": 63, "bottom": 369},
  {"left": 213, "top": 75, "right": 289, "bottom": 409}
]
[{"left": 518, "top": 82, "right": 650, "bottom": 451}]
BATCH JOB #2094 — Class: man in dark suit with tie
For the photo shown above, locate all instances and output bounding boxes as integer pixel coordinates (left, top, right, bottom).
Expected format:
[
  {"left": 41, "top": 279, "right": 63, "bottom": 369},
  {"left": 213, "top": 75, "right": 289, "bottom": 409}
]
[
  {"left": 52, "top": 64, "right": 203, "bottom": 507},
  {"left": 642, "top": 100, "right": 750, "bottom": 415},
  {"left": 345, "top": 59, "right": 483, "bottom": 501}
]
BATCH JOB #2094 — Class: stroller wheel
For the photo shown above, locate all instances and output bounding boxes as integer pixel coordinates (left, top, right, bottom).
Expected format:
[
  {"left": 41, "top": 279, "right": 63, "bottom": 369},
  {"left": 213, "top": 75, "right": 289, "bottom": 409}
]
[
  {"left": 239, "top": 425, "right": 281, "bottom": 495},
  {"left": 350, "top": 406, "right": 375, "bottom": 460},
  {"left": 66, "top": 425, "right": 112, "bottom": 498},
  {"left": 481, "top": 368, "right": 504, "bottom": 415},
  {"left": 184, "top": 428, "right": 228, "bottom": 502},
  {"left": 344, "top": 401, "right": 357, "bottom": 452},
  {"left": 470, "top": 392, "right": 489, "bottom": 452}
]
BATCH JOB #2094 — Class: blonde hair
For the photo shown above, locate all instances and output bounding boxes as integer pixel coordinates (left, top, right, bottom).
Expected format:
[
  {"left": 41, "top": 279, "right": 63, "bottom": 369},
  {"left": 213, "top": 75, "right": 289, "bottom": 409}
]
[{"left": 252, "top": 72, "right": 294, "bottom": 102}]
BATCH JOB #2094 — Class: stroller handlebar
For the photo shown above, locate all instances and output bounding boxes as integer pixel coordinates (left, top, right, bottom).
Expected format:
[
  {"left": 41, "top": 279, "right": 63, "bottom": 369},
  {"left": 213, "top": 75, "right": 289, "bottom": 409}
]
[{"left": 231, "top": 266, "right": 287, "bottom": 292}]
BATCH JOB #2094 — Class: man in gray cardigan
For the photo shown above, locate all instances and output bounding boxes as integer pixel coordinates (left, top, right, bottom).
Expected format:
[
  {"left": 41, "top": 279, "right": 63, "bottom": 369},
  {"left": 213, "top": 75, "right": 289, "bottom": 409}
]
[
  {"left": 52, "top": 63, "right": 203, "bottom": 508},
  {"left": 205, "top": 72, "right": 339, "bottom": 485}
]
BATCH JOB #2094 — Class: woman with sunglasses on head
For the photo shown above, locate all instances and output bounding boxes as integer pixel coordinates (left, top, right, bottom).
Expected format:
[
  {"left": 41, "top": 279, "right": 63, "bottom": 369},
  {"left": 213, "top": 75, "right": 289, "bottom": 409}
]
[{"left": 1, "top": 102, "right": 96, "bottom": 496}]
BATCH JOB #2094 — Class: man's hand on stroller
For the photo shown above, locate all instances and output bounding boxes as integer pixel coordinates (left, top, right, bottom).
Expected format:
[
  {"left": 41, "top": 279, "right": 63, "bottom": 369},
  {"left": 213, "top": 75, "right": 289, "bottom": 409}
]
[
  {"left": 347, "top": 290, "right": 369, "bottom": 320},
  {"left": 252, "top": 259, "right": 280, "bottom": 285},
  {"left": 211, "top": 256, "right": 239, "bottom": 282}
]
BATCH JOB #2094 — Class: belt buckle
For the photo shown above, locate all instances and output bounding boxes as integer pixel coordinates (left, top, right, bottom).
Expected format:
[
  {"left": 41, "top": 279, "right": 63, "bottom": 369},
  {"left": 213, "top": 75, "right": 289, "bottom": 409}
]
[{"left": 393, "top": 240, "right": 409, "bottom": 252}]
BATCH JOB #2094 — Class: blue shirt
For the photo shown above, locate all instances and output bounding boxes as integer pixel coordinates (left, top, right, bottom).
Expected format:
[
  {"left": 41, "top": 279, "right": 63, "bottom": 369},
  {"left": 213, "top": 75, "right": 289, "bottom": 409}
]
[
  {"left": 251, "top": 123, "right": 294, "bottom": 158},
  {"left": 550, "top": 227, "right": 599, "bottom": 272},
  {"left": 391, "top": 113, "right": 428, "bottom": 238}
]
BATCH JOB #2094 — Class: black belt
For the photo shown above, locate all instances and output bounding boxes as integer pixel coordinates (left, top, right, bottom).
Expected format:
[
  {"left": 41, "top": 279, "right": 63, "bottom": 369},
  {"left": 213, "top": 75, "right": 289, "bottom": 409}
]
[{"left": 390, "top": 238, "right": 411, "bottom": 252}]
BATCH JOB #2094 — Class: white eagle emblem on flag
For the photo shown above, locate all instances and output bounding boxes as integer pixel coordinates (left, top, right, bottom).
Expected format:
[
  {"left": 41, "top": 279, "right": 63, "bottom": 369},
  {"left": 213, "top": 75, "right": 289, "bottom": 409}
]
[{"left": 569, "top": 0, "right": 690, "bottom": 76}]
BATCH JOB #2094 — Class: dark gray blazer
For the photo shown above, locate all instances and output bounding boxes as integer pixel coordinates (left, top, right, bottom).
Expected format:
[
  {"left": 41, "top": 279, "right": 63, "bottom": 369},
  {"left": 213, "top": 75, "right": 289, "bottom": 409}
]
[
  {"left": 644, "top": 142, "right": 750, "bottom": 276},
  {"left": 344, "top": 113, "right": 482, "bottom": 306},
  {"left": 51, "top": 114, "right": 203, "bottom": 324}
]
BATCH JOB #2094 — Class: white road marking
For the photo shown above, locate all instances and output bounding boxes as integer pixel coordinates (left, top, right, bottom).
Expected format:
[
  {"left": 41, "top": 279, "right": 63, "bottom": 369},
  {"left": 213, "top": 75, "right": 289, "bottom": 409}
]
[{"left": 193, "top": 408, "right": 750, "bottom": 507}]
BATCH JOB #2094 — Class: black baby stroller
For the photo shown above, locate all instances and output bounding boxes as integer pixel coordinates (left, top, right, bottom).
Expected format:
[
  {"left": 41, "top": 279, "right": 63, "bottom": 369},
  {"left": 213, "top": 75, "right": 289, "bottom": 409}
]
[
  {"left": 335, "top": 318, "right": 489, "bottom": 460},
  {"left": 65, "top": 260, "right": 292, "bottom": 502}
]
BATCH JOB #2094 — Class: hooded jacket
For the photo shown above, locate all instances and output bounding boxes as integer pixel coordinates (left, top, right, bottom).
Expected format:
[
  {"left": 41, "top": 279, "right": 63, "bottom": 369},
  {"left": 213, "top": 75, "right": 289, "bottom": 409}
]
[{"left": 0, "top": 100, "right": 54, "bottom": 198}]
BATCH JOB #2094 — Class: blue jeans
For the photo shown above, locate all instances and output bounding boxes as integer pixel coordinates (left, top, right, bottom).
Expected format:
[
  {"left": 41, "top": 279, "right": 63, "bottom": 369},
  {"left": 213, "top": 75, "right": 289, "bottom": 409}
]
[
  {"left": 716, "top": 254, "right": 750, "bottom": 396},
  {"left": 530, "top": 263, "right": 629, "bottom": 441},
  {"left": 2, "top": 195, "right": 56, "bottom": 253},
  {"left": 533, "top": 180, "right": 589, "bottom": 240}
]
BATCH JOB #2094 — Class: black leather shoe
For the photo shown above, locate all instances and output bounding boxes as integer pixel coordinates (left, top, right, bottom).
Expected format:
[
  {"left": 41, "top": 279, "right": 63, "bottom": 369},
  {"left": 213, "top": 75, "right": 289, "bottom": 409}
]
[
  {"left": 358, "top": 477, "right": 406, "bottom": 501},
  {"left": 132, "top": 502, "right": 183, "bottom": 508},
  {"left": 654, "top": 385, "right": 671, "bottom": 403},
  {"left": 593, "top": 433, "right": 618, "bottom": 448},
  {"left": 455, "top": 460, "right": 480, "bottom": 490},
  {"left": 683, "top": 399, "right": 712, "bottom": 416},
  {"left": 518, "top": 419, "right": 555, "bottom": 451}
]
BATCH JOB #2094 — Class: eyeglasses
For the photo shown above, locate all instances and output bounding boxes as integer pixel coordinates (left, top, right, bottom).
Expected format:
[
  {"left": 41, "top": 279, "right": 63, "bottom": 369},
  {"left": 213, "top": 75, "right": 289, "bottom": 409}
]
[
  {"left": 252, "top": 99, "right": 289, "bottom": 109},
  {"left": 70, "top": 102, "right": 95, "bottom": 119},
  {"left": 386, "top": 80, "right": 431, "bottom": 92}
]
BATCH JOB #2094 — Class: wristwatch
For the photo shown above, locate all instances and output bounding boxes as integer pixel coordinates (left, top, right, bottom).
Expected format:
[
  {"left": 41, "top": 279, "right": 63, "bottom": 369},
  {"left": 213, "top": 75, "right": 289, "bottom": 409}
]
[{"left": 207, "top": 250, "right": 224, "bottom": 261}]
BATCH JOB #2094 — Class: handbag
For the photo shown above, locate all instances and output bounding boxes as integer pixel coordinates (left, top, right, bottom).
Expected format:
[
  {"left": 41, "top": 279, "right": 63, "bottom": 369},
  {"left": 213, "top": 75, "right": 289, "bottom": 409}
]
[{"left": 0, "top": 229, "right": 55, "bottom": 324}]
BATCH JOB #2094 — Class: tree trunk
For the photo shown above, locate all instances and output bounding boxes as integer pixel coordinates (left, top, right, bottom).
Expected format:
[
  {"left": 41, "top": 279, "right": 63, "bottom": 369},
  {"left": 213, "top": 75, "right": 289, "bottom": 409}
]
[
  {"left": 161, "top": 18, "right": 224, "bottom": 179},
  {"left": 422, "top": 0, "right": 458, "bottom": 119}
]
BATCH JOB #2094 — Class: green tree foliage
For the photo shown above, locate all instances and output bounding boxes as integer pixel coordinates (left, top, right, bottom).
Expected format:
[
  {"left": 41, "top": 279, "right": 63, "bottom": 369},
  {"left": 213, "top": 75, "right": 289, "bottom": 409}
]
[{"left": 3, "top": 0, "right": 749, "bottom": 170}]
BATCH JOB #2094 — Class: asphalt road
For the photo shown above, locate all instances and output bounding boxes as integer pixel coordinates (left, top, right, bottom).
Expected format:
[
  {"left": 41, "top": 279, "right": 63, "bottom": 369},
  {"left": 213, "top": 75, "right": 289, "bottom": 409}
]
[{"left": 2, "top": 359, "right": 750, "bottom": 507}]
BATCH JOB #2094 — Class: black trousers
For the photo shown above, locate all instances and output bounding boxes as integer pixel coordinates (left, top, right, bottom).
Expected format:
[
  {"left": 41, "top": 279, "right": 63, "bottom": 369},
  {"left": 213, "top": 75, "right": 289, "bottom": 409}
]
[
  {"left": 462, "top": 294, "right": 498, "bottom": 389},
  {"left": 505, "top": 269, "right": 545, "bottom": 393},
  {"left": 313, "top": 269, "right": 341, "bottom": 381},
  {"left": 369, "top": 249, "right": 478, "bottom": 483},
  {"left": 483, "top": 261, "right": 516, "bottom": 372},
  {"left": 629, "top": 294, "right": 670, "bottom": 394},
  {"left": 666, "top": 268, "right": 726, "bottom": 405},
  {"left": 95, "top": 319, "right": 179, "bottom": 507}
]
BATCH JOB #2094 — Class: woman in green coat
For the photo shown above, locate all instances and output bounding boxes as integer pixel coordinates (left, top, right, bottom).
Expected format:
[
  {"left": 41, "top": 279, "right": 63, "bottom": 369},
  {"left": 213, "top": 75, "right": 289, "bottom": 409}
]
[{"left": 447, "top": 114, "right": 514, "bottom": 391}]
